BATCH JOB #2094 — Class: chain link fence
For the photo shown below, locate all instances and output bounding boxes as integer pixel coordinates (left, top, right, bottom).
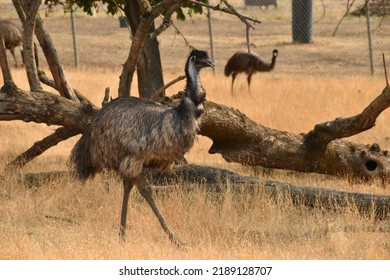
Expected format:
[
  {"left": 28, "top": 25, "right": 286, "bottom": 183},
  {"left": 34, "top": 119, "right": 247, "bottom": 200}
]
[{"left": 0, "top": 0, "right": 389, "bottom": 77}]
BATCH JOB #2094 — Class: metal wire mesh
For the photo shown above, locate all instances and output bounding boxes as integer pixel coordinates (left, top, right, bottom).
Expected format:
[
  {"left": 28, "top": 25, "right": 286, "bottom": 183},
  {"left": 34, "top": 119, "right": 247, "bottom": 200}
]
[{"left": 0, "top": 0, "right": 389, "bottom": 77}]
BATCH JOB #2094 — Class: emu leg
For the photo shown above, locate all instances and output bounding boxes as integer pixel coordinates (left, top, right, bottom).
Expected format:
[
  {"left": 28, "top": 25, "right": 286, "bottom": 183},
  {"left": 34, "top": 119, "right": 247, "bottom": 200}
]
[
  {"left": 21, "top": 47, "right": 25, "bottom": 66},
  {"left": 10, "top": 48, "right": 18, "bottom": 67},
  {"left": 247, "top": 73, "right": 253, "bottom": 92},
  {"left": 119, "top": 178, "right": 134, "bottom": 238},
  {"left": 231, "top": 73, "right": 237, "bottom": 93},
  {"left": 137, "top": 179, "right": 183, "bottom": 247}
]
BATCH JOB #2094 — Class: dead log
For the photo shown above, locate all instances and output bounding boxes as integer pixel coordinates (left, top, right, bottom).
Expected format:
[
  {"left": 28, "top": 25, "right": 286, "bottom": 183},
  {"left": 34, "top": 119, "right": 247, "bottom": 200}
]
[
  {"left": 0, "top": 82, "right": 97, "bottom": 169},
  {"left": 0, "top": 82, "right": 97, "bottom": 131},
  {"left": 2, "top": 83, "right": 390, "bottom": 180},
  {"left": 197, "top": 90, "right": 390, "bottom": 180},
  {"left": 169, "top": 165, "right": 390, "bottom": 220},
  {"left": 16, "top": 164, "right": 390, "bottom": 219}
]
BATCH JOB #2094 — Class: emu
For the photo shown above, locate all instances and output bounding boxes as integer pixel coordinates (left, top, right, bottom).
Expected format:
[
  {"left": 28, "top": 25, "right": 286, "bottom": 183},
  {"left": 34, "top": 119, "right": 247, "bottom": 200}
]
[
  {"left": 0, "top": 20, "right": 23, "bottom": 67},
  {"left": 70, "top": 50, "right": 214, "bottom": 246},
  {"left": 224, "top": 49, "right": 278, "bottom": 92}
]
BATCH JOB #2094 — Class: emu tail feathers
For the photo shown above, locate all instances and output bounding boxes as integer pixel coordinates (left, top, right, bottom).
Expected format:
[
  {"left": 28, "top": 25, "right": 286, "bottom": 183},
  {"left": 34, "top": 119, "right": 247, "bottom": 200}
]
[
  {"left": 224, "top": 58, "right": 234, "bottom": 77},
  {"left": 70, "top": 129, "right": 98, "bottom": 180}
]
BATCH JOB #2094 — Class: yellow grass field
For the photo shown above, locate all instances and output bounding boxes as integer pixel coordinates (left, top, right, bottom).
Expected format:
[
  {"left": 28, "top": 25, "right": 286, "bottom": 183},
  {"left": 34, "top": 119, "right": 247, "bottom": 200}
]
[
  {"left": 1, "top": 68, "right": 390, "bottom": 259},
  {"left": 1, "top": 0, "right": 390, "bottom": 260}
]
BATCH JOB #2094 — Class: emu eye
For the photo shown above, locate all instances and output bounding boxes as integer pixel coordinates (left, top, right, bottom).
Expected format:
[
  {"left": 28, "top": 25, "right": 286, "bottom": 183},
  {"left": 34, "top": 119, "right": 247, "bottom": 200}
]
[{"left": 190, "top": 56, "right": 196, "bottom": 62}]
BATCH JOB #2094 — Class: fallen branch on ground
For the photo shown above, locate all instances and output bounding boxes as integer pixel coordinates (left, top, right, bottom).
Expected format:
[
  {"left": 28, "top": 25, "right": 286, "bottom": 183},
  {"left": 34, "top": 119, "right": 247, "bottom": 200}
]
[{"left": 14, "top": 164, "right": 390, "bottom": 220}]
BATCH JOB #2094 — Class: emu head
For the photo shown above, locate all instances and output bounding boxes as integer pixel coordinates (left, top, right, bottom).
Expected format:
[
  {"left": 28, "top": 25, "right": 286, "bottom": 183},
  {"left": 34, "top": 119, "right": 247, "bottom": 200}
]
[
  {"left": 272, "top": 49, "right": 279, "bottom": 58},
  {"left": 184, "top": 50, "right": 214, "bottom": 115},
  {"left": 186, "top": 49, "right": 215, "bottom": 76}
]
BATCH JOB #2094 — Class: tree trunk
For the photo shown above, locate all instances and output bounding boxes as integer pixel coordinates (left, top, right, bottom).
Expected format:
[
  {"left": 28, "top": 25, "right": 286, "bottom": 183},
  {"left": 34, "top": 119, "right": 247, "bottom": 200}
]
[
  {"left": 0, "top": 28, "right": 13, "bottom": 84},
  {"left": 2, "top": 83, "right": 390, "bottom": 181},
  {"left": 0, "top": 82, "right": 97, "bottom": 131},
  {"left": 12, "top": 0, "right": 78, "bottom": 101},
  {"left": 162, "top": 88, "right": 390, "bottom": 181},
  {"left": 200, "top": 101, "right": 390, "bottom": 180},
  {"left": 123, "top": 0, "right": 164, "bottom": 99}
]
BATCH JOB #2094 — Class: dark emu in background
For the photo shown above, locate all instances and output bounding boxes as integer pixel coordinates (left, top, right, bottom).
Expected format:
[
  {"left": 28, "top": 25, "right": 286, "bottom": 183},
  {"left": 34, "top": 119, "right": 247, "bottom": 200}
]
[
  {"left": 70, "top": 50, "right": 214, "bottom": 246},
  {"left": 224, "top": 49, "right": 278, "bottom": 93},
  {"left": 0, "top": 20, "right": 23, "bottom": 67}
]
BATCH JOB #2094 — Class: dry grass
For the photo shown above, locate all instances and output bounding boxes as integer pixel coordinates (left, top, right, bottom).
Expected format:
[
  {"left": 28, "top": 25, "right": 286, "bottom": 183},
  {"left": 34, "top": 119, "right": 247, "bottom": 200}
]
[
  {"left": 1, "top": 1, "right": 390, "bottom": 259},
  {"left": 1, "top": 68, "right": 390, "bottom": 259}
]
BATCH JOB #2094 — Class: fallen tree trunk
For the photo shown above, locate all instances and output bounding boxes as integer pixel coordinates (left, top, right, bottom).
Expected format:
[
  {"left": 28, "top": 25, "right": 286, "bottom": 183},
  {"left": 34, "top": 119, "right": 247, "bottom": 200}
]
[
  {"left": 0, "top": 82, "right": 97, "bottom": 131},
  {"left": 200, "top": 97, "right": 390, "bottom": 180},
  {"left": 1, "top": 83, "right": 390, "bottom": 181},
  {"left": 19, "top": 164, "right": 390, "bottom": 219},
  {"left": 168, "top": 165, "right": 390, "bottom": 220}
]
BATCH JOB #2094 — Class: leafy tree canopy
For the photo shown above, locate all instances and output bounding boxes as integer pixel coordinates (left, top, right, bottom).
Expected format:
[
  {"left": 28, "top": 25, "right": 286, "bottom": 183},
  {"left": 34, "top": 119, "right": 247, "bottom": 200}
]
[{"left": 45, "top": 0, "right": 207, "bottom": 21}]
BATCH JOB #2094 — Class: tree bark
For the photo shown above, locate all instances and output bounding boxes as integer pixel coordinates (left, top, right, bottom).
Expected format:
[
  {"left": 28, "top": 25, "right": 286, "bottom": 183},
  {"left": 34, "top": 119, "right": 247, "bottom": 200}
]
[
  {"left": 0, "top": 82, "right": 97, "bottom": 131},
  {"left": 2, "top": 82, "right": 390, "bottom": 181},
  {"left": 120, "top": 0, "right": 165, "bottom": 98},
  {"left": 200, "top": 101, "right": 390, "bottom": 180},
  {"left": 12, "top": 0, "right": 78, "bottom": 101},
  {"left": 162, "top": 88, "right": 390, "bottom": 181},
  {"left": 20, "top": 0, "right": 42, "bottom": 92},
  {"left": 0, "top": 29, "right": 13, "bottom": 84},
  {"left": 167, "top": 165, "right": 390, "bottom": 220}
]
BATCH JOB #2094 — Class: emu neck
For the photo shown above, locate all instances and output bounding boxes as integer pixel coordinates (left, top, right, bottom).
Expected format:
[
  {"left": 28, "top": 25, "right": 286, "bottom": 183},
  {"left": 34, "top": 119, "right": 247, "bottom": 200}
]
[
  {"left": 258, "top": 55, "right": 277, "bottom": 71},
  {"left": 268, "top": 55, "right": 277, "bottom": 70},
  {"left": 185, "top": 63, "right": 202, "bottom": 104}
]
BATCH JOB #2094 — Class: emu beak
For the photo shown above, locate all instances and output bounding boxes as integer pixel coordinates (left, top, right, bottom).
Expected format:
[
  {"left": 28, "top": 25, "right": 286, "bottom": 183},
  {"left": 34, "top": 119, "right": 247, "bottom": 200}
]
[{"left": 199, "top": 58, "right": 215, "bottom": 68}]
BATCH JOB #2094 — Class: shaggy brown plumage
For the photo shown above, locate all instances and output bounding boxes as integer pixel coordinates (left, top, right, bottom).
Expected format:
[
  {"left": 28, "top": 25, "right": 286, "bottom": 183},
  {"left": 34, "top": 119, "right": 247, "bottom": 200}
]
[{"left": 70, "top": 50, "right": 214, "bottom": 246}]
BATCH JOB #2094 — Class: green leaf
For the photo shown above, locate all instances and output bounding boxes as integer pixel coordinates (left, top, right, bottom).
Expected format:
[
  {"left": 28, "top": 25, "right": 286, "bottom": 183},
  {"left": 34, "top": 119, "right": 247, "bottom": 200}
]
[{"left": 176, "top": 7, "right": 186, "bottom": 21}]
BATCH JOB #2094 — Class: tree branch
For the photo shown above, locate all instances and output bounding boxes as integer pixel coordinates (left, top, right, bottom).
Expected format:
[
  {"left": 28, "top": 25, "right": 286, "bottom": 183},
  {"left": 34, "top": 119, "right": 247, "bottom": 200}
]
[
  {"left": 0, "top": 29, "right": 13, "bottom": 84},
  {"left": 38, "top": 70, "right": 91, "bottom": 104},
  {"left": 155, "top": 87, "right": 390, "bottom": 180},
  {"left": 34, "top": 15, "right": 79, "bottom": 101},
  {"left": 151, "top": 74, "right": 185, "bottom": 100},
  {"left": 20, "top": 0, "right": 42, "bottom": 91},
  {"left": 119, "top": 0, "right": 185, "bottom": 97},
  {"left": 118, "top": 0, "right": 261, "bottom": 97},
  {"left": 188, "top": 0, "right": 261, "bottom": 28},
  {"left": 383, "top": 53, "right": 389, "bottom": 87},
  {"left": 12, "top": 0, "right": 78, "bottom": 100},
  {"left": 332, "top": 0, "right": 357, "bottom": 36},
  {"left": 148, "top": 4, "right": 179, "bottom": 40},
  {"left": 6, "top": 127, "right": 79, "bottom": 170},
  {"left": 0, "top": 83, "right": 97, "bottom": 131},
  {"left": 304, "top": 86, "right": 390, "bottom": 150},
  {"left": 169, "top": 20, "right": 191, "bottom": 48}
]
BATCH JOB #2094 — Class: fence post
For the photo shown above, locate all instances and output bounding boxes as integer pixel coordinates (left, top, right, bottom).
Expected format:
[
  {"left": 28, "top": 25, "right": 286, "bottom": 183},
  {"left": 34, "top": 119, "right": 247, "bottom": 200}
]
[
  {"left": 207, "top": 1, "right": 215, "bottom": 74},
  {"left": 292, "top": 0, "right": 312, "bottom": 43},
  {"left": 366, "top": 0, "right": 375, "bottom": 75},
  {"left": 70, "top": 6, "right": 79, "bottom": 67}
]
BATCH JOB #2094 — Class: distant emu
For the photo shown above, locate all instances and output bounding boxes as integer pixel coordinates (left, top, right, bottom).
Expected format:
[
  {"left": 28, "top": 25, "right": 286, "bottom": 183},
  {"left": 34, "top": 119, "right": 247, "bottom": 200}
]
[
  {"left": 224, "top": 49, "right": 278, "bottom": 92},
  {"left": 70, "top": 50, "right": 214, "bottom": 246},
  {"left": 0, "top": 20, "right": 23, "bottom": 67}
]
